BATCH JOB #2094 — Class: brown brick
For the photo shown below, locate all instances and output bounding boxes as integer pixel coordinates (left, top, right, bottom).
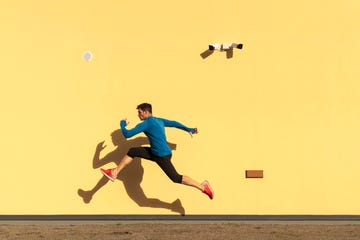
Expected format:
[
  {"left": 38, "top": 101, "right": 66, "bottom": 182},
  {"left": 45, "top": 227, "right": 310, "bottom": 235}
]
[{"left": 245, "top": 170, "right": 264, "bottom": 178}]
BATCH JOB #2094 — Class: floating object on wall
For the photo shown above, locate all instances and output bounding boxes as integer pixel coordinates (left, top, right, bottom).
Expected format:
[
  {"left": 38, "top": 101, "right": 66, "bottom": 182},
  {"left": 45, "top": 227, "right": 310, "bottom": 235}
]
[
  {"left": 245, "top": 170, "right": 263, "bottom": 178},
  {"left": 83, "top": 51, "right": 93, "bottom": 61},
  {"left": 208, "top": 43, "right": 243, "bottom": 51},
  {"left": 201, "top": 42, "right": 243, "bottom": 59}
]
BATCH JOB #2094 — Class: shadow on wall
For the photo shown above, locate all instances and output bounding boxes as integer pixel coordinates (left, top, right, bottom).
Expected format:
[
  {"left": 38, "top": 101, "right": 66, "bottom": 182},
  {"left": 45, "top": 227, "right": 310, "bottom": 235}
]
[
  {"left": 77, "top": 129, "right": 185, "bottom": 215},
  {"left": 200, "top": 48, "right": 234, "bottom": 59},
  {"left": 201, "top": 43, "right": 243, "bottom": 59},
  {"left": 200, "top": 49, "right": 214, "bottom": 59}
]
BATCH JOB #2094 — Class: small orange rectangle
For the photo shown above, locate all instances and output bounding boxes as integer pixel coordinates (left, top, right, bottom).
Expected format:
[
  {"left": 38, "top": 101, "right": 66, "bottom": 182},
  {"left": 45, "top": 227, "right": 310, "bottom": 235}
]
[{"left": 245, "top": 170, "right": 263, "bottom": 178}]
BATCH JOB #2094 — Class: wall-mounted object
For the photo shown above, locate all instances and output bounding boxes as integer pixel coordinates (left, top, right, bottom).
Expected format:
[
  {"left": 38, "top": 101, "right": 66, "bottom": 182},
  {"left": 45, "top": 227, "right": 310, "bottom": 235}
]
[
  {"left": 245, "top": 170, "right": 263, "bottom": 178},
  {"left": 201, "top": 42, "right": 243, "bottom": 59}
]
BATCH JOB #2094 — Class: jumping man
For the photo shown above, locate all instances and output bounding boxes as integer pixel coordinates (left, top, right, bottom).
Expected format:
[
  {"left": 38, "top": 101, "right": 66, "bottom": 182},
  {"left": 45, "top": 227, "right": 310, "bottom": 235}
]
[{"left": 100, "top": 103, "right": 214, "bottom": 199}]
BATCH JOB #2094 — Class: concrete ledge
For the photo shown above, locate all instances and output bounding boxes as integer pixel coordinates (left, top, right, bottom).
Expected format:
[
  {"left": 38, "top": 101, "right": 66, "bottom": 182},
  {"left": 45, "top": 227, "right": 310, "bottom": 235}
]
[{"left": 1, "top": 215, "right": 360, "bottom": 221}]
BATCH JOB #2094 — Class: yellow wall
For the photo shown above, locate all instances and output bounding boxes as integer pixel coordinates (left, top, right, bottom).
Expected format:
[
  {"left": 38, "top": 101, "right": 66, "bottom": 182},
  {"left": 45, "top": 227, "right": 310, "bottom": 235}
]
[{"left": 1, "top": 0, "right": 360, "bottom": 215}]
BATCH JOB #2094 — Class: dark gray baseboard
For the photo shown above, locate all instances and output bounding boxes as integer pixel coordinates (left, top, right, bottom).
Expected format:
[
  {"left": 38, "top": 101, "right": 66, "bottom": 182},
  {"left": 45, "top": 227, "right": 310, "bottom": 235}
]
[{"left": 1, "top": 215, "right": 360, "bottom": 221}]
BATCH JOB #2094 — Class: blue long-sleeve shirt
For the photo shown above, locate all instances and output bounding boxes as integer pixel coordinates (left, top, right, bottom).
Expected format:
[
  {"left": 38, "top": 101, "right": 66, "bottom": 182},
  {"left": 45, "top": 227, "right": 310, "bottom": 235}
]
[{"left": 120, "top": 116, "right": 195, "bottom": 157}]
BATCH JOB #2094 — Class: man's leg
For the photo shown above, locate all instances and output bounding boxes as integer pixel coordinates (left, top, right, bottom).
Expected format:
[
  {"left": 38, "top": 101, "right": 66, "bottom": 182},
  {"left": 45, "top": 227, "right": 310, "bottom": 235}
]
[
  {"left": 182, "top": 176, "right": 214, "bottom": 199},
  {"left": 112, "top": 154, "right": 133, "bottom": 176},
  {"left": 155, "top": 155, "right": 214, "bottom": 199},
  {"left": 181, "top": 175, "right": 203, "bottom": 191},
  {"left": 101, "top": 147, "right": 151, "bottom": 181},
  {"left": 100, "top": 154, "right": 133, "bottom": 181}
]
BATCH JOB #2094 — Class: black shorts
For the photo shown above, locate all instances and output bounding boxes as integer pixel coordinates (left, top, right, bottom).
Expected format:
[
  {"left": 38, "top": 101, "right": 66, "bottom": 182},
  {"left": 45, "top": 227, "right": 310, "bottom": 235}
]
[{"left": 127, "top": 147, "right": 183, "bottom": 184}]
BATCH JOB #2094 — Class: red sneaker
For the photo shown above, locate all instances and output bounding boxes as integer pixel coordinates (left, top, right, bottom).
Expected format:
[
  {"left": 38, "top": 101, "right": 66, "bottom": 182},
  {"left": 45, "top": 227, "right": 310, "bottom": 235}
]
[
  {"left": 202, "top": 181, "right": 214, "bottom": 199},
  {"left": 100, "top": 168, "right": 116, "bottom": 182}
]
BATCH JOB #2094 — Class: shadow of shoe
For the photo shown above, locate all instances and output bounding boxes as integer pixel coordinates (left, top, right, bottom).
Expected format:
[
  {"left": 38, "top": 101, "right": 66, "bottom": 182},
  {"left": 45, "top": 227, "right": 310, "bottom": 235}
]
[
  {"left": 77, "top": 189, "right": 93, "bottom": 204},
  {"left": 170, "top": 199, "right": 185, "bottom": 216}
]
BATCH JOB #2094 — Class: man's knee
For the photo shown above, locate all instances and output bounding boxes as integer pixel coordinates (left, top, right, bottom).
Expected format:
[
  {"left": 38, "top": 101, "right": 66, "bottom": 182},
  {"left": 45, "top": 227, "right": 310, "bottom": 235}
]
[
  {"left": 170, "top": 174, "right": 183, "bottom": 184},
  {"left": 127, "top": 147, "right": 138, "bottom": 158}
]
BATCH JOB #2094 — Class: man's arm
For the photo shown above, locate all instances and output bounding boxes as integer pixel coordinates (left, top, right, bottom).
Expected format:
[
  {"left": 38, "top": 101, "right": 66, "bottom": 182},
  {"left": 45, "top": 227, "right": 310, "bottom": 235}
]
[
  {"left": 120, "top": 120, "right": 147, "bottom": 138},
  {"left": 160, "top": 118, "right": 198, "bottom": 135}
]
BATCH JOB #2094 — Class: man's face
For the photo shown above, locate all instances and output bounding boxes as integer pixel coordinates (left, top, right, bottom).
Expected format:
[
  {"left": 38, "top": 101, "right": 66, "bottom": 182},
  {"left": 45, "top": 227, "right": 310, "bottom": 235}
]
[{"left": 137, "top": 109, "right": 150, "bottom": 120}]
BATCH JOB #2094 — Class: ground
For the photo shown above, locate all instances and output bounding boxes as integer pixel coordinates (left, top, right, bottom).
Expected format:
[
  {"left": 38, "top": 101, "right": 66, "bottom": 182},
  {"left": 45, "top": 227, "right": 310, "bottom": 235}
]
[{"left": 1, "top": 222, "right": 360, "bottom": 240}]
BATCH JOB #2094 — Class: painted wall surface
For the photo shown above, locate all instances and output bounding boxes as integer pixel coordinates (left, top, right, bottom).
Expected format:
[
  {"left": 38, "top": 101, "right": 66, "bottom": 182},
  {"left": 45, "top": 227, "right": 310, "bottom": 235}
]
[{"left": 1, "top": 0, "right": 360, "bottom": 215}]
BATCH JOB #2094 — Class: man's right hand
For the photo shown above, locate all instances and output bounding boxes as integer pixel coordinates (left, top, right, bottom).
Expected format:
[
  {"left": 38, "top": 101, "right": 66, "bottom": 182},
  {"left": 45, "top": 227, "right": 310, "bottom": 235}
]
[{"left": 120, "top": 119, "right": 129, "bottom": 128}]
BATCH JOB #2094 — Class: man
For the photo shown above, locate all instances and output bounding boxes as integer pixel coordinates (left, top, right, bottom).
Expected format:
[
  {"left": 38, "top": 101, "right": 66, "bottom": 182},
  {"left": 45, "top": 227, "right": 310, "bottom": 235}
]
[{"left": 100, "top": 103, "right": 214, "bottom": 199}]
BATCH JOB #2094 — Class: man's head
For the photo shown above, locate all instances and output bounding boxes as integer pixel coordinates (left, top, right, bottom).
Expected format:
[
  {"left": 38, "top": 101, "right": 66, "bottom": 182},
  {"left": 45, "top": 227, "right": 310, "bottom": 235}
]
[{"left": 137, "top": 103, "right": 152, "bottom": 120}]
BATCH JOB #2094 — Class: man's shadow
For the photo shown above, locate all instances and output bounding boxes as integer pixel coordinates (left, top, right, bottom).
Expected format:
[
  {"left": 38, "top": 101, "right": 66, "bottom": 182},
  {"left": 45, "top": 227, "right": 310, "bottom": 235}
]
[{"left": 77, "top": 129, "right": 185, "bottom": 215}]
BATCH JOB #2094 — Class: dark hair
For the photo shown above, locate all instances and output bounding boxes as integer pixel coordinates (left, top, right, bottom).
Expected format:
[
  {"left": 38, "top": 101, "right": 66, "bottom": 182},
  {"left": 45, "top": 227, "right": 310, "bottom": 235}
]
[{"left": 137, "top": 103, "right": 152, "bottom": 113}]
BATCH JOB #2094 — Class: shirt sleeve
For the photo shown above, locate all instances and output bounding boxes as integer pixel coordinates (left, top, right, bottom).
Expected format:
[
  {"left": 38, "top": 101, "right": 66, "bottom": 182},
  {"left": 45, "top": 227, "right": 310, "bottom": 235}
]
[
  {"left": 159, "top": 118, "right": 195, "bottom": 133},
  {"left": 120, "top": 120, "right": 148, "bottom": 138}
]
